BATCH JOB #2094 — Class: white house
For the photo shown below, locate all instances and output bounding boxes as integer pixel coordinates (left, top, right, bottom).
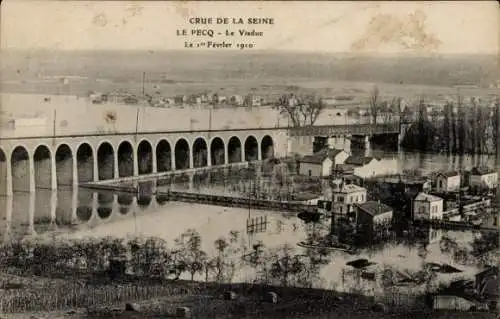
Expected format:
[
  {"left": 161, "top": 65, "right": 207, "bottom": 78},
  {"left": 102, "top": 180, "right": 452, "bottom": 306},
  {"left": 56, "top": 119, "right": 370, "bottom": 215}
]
[
  {"left": 243, "top": 94, "right": 262, "bottom": 107},
  {"left": 298, "top": 149, "right": 349, "bottom": 177},
  {"left": 330, "top": 180, "right": 367, "bottom": 216},
  {"left": 469, "top": 167, "right": 498, "bottom": 191},
  {"left": 436, "top": 171, "right": 461, "bottom": 193},
  {"left": 229, "top": 95, "right": 244, "bottom": 106},
  {"left": 413, "top": 192, "right": 444, "bottom": 221},
  {"left": 343, "top": 156, "right": 398, "bottom": 179}
]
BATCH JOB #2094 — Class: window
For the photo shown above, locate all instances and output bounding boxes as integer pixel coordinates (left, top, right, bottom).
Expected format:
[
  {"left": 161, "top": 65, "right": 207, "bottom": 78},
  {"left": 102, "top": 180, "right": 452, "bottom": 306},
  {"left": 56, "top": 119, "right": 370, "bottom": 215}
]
[
  {"left": 308, "top": 169, "right": 312, "bottom": 177},
  {"left": 337, "top": 196, "right": 344, "bottom": 203},
  {"left": 439, "top": 180, "right": 443, "bottom": 189}
]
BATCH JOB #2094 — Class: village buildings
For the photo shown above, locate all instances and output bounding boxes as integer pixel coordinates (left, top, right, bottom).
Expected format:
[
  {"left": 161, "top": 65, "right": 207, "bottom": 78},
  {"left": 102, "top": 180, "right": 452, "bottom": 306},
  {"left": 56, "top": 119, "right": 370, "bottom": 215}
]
[
  {"left": 298, "top": 149, "right": 349, "bottom": 177},
  {"left": 354, "top": 201, "right": 393, "bottom": 233},
  {"left": 436, "top": 171, "right": 461, "bottom": 193},
  {"left": 243, "top": 94, "right": 262, "bottom": 107},
  {"left": 327, "top": 179, "right": 367, "bottom": 217},
  {"left": 412, "top": 192, "right": 444, "bottom": 221},
  {"left": 337, "top": 156, "right": 398, "bottom": 179}
]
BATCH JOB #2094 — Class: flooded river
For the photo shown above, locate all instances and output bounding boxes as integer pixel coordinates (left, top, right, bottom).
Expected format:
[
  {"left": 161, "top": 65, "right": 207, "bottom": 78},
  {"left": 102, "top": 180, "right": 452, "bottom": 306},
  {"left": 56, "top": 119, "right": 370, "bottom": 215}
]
[{"left": 0, "top": 150, "right": 497, "bottom": 294}]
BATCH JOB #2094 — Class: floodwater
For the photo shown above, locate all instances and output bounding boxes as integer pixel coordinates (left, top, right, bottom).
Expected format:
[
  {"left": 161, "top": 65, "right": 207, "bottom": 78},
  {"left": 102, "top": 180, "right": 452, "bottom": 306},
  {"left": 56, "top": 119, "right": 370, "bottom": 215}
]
[{"left": 0, "top": 150, "right": 497, "bottom": 295}]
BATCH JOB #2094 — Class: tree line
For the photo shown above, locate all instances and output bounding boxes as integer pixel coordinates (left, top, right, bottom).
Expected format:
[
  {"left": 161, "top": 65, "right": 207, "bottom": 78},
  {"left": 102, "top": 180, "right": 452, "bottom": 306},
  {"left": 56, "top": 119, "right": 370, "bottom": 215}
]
[
  {"left": 0, "top": 231, "right": 324, "bottom": 289},
  {"left": 403, "top": 95, "right": 499, "bottom": 156}
]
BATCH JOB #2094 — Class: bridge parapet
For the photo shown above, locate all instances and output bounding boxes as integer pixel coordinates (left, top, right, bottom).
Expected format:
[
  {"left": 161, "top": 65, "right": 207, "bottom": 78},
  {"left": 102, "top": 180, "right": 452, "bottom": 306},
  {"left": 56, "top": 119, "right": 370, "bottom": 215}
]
[{"left": 288, "top": 123, "right": 400, "bottom": 137}]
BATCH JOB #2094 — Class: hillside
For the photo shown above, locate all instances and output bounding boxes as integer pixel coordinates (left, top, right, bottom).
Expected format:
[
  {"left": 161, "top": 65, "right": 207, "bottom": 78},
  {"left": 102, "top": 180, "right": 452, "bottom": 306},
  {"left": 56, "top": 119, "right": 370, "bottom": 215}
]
[{"left": 1, "top": 50, "right": 498, "bottom": 88}]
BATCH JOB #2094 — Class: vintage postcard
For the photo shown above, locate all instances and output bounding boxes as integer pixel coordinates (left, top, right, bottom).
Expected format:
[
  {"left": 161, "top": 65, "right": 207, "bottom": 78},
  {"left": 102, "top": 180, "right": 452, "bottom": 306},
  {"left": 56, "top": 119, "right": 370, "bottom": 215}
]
[{"left": 0, "top": 1, "right": 499, "bottom": 318}]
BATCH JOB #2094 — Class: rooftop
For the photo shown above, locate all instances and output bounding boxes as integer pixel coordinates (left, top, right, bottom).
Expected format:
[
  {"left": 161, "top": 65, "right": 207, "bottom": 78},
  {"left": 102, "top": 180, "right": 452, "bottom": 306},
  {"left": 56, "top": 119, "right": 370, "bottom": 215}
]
[
  {"left": 315, "top": 148, "right": 346, "bottom": 158},
  {"left": 471, "top": 167, "right": 497, "bottom": 176},
  {"left": 414, "top": 192, "right": 443, "bottom": 202},
  {"left": 299, "top": 155, "right": 325, "bottom": 164},
  {"left": 355, "top": 201, "right": 393, "bottom": 216},
  {"left": 344, "top": 155, "right": 376, "bottom": 166},
  {"left": 437, "top": 171, "right": 460, "bottom": 178},
  {"left": 299, "top": 148, "right": 346, "bottom": 165},
  {"left": 338, "top": 184, "right": 366, "bottom": 194},
  {"left": 335, "top": 163, "right": 356, "bottom": 173}
]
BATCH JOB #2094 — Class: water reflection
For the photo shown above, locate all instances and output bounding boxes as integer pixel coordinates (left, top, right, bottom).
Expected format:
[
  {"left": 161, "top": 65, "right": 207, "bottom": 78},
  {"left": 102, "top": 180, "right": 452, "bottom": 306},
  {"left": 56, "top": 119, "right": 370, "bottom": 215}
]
[{"left": 117, "top": 194, "right": 133, "bottom": 215}]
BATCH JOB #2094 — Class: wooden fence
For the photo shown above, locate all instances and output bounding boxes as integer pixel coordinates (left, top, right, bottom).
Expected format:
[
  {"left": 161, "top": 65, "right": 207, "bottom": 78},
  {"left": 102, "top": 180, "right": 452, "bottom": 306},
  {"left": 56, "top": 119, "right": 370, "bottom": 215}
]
[{"left": 0, "top": 282, "right": 195, "bottom": 313}]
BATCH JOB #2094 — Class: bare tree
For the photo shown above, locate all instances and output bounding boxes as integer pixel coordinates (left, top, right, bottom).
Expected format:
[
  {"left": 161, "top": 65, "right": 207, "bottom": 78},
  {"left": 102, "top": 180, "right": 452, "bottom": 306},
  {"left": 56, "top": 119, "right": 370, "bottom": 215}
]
[
  {"left": 277, "top": 94, "right": 325, "bottom": 127},
  {"left": 369, "top": 86, "right": 380, "bottom": 125}
]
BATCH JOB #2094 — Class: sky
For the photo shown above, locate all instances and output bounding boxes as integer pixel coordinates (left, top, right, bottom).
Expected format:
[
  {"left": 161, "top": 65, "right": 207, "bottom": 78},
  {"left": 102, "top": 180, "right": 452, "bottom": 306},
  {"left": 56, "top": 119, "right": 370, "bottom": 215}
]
[{"left": 1, "top": 1, "right": 498, "bottom": 54}]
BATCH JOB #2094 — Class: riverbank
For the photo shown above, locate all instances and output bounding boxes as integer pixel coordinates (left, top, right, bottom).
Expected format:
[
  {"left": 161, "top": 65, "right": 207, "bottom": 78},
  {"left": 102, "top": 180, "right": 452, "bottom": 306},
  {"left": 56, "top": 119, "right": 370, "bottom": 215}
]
[{"left": 1, "top": 270, "right": 497, "bottom": 319}]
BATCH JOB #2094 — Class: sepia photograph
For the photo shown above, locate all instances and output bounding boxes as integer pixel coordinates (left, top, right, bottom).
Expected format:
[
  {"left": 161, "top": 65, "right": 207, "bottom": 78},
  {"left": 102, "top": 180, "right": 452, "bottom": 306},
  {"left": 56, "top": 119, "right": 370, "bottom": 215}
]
[{"left": 0, "top": 1, "right": 499, "bottom": 318}]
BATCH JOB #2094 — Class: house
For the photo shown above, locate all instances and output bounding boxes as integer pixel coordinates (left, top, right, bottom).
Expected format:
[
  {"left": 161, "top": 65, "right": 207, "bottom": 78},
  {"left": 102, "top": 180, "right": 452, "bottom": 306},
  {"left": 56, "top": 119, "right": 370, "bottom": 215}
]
[
  {"left": 469, "top": 167, "right": 498, "bottom": 191},
  {"left": 354, "top": 201, "right": 393, "bottom": 232},
  {"left": 343, "top": 156, "right": 398, "bottom": 179},
  {"left": 229, "top": 95, "right": 244, "bottom": 106},
  {"left": 320, "top": 179, "right": 367, "bottom": 217},
  {"left": 413, "top": 192, "right": 444, "bottom": 221},
  {"left": 443, "top": 208, "right": 461, "bottom": 222},
  {"left": 436, "top": 171, "right": 461, "bottom": 193},
  {"left": 345, "top": 155, "right": 375, "bottom": 166},
  {"left": 330, "top": 180, "right": 367, "bottom": 217},
  {"left": 174, "top": 95, "right": 188, "bottom": 104},
  {"left": 188, "top": 95, "right": 202, "bottom": 105},
  {"left": 243, "top": 94, "right": 262, "bottom": 107},
  {"left": 298, "top": 149, "right": 349, "bottom": 177}
]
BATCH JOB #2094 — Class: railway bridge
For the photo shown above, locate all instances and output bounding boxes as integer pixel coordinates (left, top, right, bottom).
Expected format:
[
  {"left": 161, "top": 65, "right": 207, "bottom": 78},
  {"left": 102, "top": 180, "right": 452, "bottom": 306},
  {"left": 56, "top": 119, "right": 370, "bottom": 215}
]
[{"left": 0, "top": 93, "right": 403, "bottom": 196}]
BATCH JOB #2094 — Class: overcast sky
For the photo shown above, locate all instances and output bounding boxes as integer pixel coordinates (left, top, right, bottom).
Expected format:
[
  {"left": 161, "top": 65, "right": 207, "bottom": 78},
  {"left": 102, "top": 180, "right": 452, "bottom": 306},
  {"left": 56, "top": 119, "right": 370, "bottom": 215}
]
[{"left": 1, "top": 1, "right": 497, "bottom": 54}]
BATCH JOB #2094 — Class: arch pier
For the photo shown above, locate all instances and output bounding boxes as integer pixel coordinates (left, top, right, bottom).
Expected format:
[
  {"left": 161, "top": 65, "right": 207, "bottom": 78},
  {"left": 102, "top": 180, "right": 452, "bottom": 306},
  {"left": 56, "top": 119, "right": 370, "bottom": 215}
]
[{"left": 0, "top": 132, "right": 279, "bottom": 195}]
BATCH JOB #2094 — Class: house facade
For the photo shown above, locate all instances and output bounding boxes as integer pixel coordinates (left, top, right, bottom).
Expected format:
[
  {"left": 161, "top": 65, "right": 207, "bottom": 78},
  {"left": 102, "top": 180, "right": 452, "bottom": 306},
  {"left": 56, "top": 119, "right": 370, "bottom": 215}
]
[
  {"left": 469, "top": 167, "right": 498, "bottom": 190},
  {"left": 355, "top": 201, "right": 393, "bottom": 232},
  {"left": 298, "top": 149, "right": 349, "bottom": 177},
  {"left": 413, "top": 192, "right": 444, "bottom": 221},
  {"left": 299, "top": 156, "right": 332, "bottom": 177},
  {"left": 243, "top": 94, "right": 262, "bottom": 107},
  {"left": 344, "top": 156, "right": 398, "bottom": 179},
  {"left": 436, "top": 172, "right": 461, "bottom": 193},
  {"left": 331, "top": 182, "right": 367, "bottom": 216},
  {"left": 320, "top": 179, "right": 367, "bottom": 217}
]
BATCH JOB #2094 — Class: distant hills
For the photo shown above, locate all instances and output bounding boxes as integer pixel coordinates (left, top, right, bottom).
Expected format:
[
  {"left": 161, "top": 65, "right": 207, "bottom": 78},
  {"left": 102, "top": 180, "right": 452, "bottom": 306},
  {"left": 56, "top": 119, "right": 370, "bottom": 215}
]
[{"left": 1, "top": 49, "right": 499, "bottom": 88}]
